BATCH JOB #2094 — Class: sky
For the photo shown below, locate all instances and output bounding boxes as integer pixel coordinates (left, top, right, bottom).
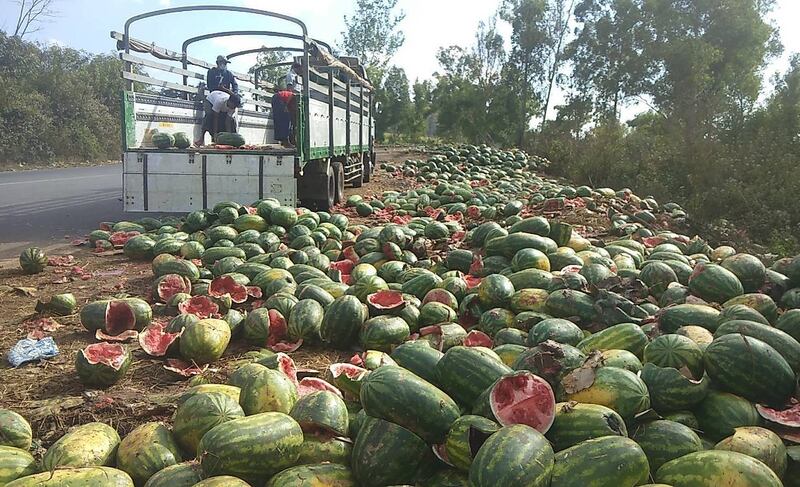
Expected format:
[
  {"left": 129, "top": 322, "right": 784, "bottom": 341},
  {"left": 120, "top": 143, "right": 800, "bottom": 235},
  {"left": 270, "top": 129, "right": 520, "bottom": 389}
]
[{"left": 1, "top": 0, "right": 799, "bottom": 113}]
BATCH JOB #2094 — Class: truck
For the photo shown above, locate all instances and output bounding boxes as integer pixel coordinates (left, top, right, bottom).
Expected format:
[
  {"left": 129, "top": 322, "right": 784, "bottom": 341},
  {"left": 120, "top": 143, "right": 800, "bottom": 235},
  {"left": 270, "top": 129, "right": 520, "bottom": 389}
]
[{"left": 112, "top": 5, "right": 376, "bottom": 212}]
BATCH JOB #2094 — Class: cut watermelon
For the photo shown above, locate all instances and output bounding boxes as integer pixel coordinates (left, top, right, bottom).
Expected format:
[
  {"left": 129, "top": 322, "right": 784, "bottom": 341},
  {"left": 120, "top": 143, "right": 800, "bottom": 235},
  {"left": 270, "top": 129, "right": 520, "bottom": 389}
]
[
  {"left": 177, "top": 295, "right": 220, "bottom": 319},
  {"left": 432, "top": 443, "right": 454, "bottom": 467},
  {"left": 463, "top": 330, "right": 493, "bottom": 348},
  {"left": 156, "top": 274, "right": 191, "bottom": 303},
  {"left": 265, "top": 309, "right": 303, "bottom": 352},
  {"left": 95, "top": 329, "right": 138, "bottom": 342},
  {"left": 489, "top": 371, "right": 556, "bottom": 434},
  {"left": 246, "top": 286, "right": 263, "bottom": 298},
  {"left": 330, "top": 363, "right": 368, "bottom": 396},
  {"left": 757, "top": 399, "right": 800, "bottom": 428},
  {"left": 138, "top": 322, "right": 181, "bottom": 357},
  {"left": 83, "top": 342, "right": 128, "bottom": 369},
  {"left": 273, "top": 352, "right": 299, "bottom": 386},
  {"left": 106, "top": 300, "right": 137, "bottom": 335},
  {"left": 163, "top": 358, "right": 207, "bottom": 378},
  {"left": 367, "top": 290, "right": 406, "bottom": 312},
  {"left": 297, "top": 377, "right": 343, "bottom": 397},
  {"left": 209, "top": 275, "right": 248, "bottom": 304},
  {"left": 109, "top": 231, "right": 140, "bottom": 247},
  {"left": 464, "top": 275, "right": 482, "bottom": 289}
]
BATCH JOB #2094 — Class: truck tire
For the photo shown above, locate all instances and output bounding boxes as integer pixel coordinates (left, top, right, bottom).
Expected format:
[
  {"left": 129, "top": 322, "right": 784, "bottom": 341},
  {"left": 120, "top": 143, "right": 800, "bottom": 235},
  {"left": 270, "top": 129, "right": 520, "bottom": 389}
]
[
  {"left": 333, "top": 161, "right": 345, "bottom": 204},
  {"left": 310, "top": 165, "right": 335, "bottom": 211},
  {"left": 363, "top": 158, "right": 372, "bottom": 183}
]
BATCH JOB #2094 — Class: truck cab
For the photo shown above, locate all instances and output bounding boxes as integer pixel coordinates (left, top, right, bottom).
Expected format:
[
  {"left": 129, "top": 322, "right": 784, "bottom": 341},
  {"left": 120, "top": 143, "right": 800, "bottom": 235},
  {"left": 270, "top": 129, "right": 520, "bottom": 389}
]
[{"left": 113, "top": 5, "right": 375, "bottom": 212}]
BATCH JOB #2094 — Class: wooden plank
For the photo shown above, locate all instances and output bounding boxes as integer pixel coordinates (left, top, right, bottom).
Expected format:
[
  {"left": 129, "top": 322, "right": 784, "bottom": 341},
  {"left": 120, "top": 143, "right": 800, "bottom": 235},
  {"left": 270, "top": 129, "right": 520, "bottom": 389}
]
[{"left": 120, "top": 53, "right": 204, "bottom": 80}]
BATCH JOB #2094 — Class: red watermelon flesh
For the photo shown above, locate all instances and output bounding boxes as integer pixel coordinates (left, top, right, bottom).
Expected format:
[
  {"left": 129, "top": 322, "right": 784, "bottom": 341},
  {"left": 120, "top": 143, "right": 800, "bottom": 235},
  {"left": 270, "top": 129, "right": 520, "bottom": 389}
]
[
  {"left": 178, "top": 295, "right": 220, "bottom": 319},
  {"left": 138, "top": 322, "right": 180, "bottom": 357},
  {"left": 297, "top": 377, "right": 343, "bottom": 397},
  {"left": 489, "top": 371, "right": 556, "bottom": 434},
  {"left": 367, "top": 290, "right": 405, "bottom": 311},
  {"left": 341, "top": 248, "right": 359, "bottom": 264},
  {"left": 273, "top": 352, "right": 299, "bottom": 386},
  {"left": 105, "top": 301, "right": 137, "bottom": 335},
  {"left": 463, "top": 330, "right": 493, "bottom": 348},
  {"left": 209, "top": 275, "right": 248, "bottom": 303},
  {"left": 757, "top": 399, "right": 800, "bottom": 428},
  {"left": 419, "top": 325, "right": 444, "bottom": 351},
  {"left": 109, "top": 231, "right": 140, "bottom": 247},
  {"left": 468, "top": 255, "right": 484, "bottom": 277},
  {"left": 83, "top": 343, "right": 128, "bottom": 370},
  {"left": 96, "top": 329, "right": 138, "bottom": 342},
  {"left": 163, "top": 358, "right": 207, "bottom": 377},
  {"left": 157, "top": 274, "right": 191, "bottom": 302},
  {"left": 266, "top": 309, "right": 302, "bottom": 352},
  {"left": 246, "top": 286, "right": 263, "bottom": 298},
  {"left": 464, "top": 275, "right": 482, "bottom": 289},
  {"left": 422, "top": 289, "right": 458, "bottom": 308}
]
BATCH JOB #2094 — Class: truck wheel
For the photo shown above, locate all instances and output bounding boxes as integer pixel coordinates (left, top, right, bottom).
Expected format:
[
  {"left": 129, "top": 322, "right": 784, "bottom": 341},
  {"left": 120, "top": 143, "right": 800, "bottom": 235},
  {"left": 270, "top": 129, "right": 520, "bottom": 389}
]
[
  {"left": 363, "top": 158, "right": 372, "bottom": 183},
  {"left": 333, "top": 161, "right": 345, "bottom": 204},
  {"left": 316, "top": 166, "right": 336, "bottom": 210}
]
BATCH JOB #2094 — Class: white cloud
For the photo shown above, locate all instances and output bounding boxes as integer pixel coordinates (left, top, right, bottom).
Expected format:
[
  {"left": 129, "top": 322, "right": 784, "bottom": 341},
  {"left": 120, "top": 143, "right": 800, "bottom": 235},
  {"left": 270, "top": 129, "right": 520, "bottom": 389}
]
[{"left": 159, "top": 0, "right": 171, "bottom": 6}]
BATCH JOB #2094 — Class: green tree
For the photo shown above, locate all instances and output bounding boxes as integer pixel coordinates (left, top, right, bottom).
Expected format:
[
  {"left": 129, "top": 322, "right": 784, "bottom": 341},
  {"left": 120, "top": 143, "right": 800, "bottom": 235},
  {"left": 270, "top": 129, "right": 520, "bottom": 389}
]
[
  {"left": 338, "top": 0, "right": 406, "bottom": 83},
  {"left": 250, "top": 48, "right": 292, "bottom": 88},
  {"left": 375, "top": 66, "right": 414, "bottom": 141}
]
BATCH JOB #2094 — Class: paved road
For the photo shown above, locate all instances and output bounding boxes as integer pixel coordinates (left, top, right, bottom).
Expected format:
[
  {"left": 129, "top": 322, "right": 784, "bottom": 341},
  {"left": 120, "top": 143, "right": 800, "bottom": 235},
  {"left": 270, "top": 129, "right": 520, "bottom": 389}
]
[{"left": 0, "top": 164, "right": 166, "bottom": 259}]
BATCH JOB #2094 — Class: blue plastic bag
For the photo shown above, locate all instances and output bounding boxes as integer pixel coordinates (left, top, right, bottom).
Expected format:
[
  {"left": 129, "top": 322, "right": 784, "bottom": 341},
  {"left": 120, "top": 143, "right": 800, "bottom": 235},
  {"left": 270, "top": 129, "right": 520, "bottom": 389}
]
[{"left": 7, "top": 337, "right": 59, "bottom": 367}]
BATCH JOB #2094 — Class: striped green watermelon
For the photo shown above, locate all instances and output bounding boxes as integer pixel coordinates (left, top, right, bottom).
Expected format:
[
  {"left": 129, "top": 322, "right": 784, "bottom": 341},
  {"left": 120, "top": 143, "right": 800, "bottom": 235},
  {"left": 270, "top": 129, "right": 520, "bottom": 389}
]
[
  {"left": 657, "top": 303, "right": 720, "bottom": 333},
  {"left": 600, "top": 349, "right": 643, "bottom": 372},
  {"left": 694, "top": 390, "right": 760, "bottom": 441},
  {"left": 360, "top": 316, "right": 410, "bottom": 351},
  {"left": 550, "top": 436, "right": 649, "bottom": 487},
  {"left": 545, "top": 402, "right": 627, "bottom": 452},
  {"left": 436, "top": 346, "right": 512, "bottom": 408},
  {"left": 631, "top": 420, "right": 703, "bottom": 471},
  {"left": 197, "top": 412, "right": 303, "bottom": 482},
  {"left": 443, "top": 415, "right": 500, "bottom": 472},
  {"left": 0, "top": 410, "right": 33, "bottom": 450},
  {"left": 715, "top": 426, "right": 787, "bottom": 478},
  {"left": 545, "top": 289, "right": 596, "bottom": 322},
  {"left": 239, "top": 366, "right": 298, "bottom": 415},
  {"left": 643, "top": 334, "right": 704, "bottom": 377},
  {"left": 42, "top": 422, "right": 120, "bottom": 470},
  {"left": 563, "top": 365, "right": 650, "bottom": 420},
  {"left": 477, "top": 274, "right": 515, "bottom": 308},
  {"left": 351, "top": 416, "right": 434, "bottom": 487},
  {"left": 289, "top": 390, "right": 349, "bottom": 436},
  {"left": 577, "top": 323, "right": 648, "bottom": 357},
  {"left": 655, "top": 450, "right": 782, "bottom": 487},
  {"left": 19, "top": 247, "right": 47, "bottom": 274},
  {"left": 115, "top": 422, "right": 181, "bottom": 485},
  {"left": 173, "top": 392, "right": 245, "bottom": 455},
  {"left": 179, "top": 319, "right": 231, "bottom": 364},
  {"left": 714, "top": 319, "right": 800, "bottom": 372},
  {"left": 528, "top": 318, "right": 584, "bottom": 347},
  {"left": 777, "top": 309, "right": 800, "bottom": 342},
  {"left": 360, "top": 365, "right": 460, "bottom": 444},
  {"left": 0, "top": 446, "right": 37, "bottom": 485},
  {"left": 640, "top": 363, "right": 708, "bottom": 413},
  {"left": 721, "top": 253, "right": 767, "bottom": 293},
  {"left": 6, "top": 467, "right": 133, "bottom": 486},
  {"left": 723, "top": 293, "right": 779, "bottom": 323},
  {"left": 703, "top": 333, "right": 794, "bottom": 406},
  {"left": 389, "top": 341, "right": 443, "bottom": 385},
  {"left": 294, "top": 436, "right": 352, "bottom": 466},
  {"left": 266, "top": 463, "right": 354, "bottom": 487},
  {"left": 320, "top": 295, "right": 368, "bottom": 349},
  {"left": 688, "top": 262, "right": 744, "bottom": 304},
  {"left": 469, "top": 425, "right": 554, "bottom": 487}
]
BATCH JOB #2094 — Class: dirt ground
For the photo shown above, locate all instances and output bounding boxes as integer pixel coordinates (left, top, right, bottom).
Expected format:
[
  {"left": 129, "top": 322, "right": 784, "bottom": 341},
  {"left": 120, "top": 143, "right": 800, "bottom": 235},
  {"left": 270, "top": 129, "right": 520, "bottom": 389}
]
[{"left": 0, "top": 148, "right": 422, "bottom": 450}]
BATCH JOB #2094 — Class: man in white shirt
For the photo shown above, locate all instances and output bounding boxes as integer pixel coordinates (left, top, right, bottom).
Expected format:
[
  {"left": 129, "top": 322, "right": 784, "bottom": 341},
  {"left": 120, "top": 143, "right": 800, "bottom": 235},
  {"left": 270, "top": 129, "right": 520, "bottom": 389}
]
[
  {"left": 196, "top": 90, "right": 242, "bottom": 146},
  {"left": 285, "top": 62, "right": 302, "bottom": 93}
]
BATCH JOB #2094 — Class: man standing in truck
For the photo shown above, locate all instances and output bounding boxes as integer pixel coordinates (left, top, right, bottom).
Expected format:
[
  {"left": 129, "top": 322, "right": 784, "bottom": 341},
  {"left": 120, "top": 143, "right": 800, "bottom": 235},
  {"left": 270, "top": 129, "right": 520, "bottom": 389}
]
[
  {"left": 272, "top": 83, "right": 296, "bottom": 148},
  {"left": 207, "top": 55, "right": 239, "bottom": 93}
]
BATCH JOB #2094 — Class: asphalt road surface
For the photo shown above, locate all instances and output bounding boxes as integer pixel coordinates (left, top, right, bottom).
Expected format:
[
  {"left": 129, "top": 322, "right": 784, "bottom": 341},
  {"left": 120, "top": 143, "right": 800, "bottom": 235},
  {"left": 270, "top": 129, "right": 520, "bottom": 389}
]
[{"left": 0, "top": 164, "right": 167, "bottom": 260}]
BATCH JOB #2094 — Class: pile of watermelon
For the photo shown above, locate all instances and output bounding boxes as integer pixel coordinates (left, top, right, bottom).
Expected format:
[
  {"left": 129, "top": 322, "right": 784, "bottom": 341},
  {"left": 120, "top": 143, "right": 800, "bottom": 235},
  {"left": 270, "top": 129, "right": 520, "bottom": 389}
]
[{"left": 6, "top": 144, "right": 800, "bottom": 486}]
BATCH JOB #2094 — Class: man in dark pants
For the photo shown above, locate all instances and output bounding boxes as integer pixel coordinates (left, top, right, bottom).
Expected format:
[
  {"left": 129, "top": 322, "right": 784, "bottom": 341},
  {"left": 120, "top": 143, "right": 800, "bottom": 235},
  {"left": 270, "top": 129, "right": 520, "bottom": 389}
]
[
  {"left": 272, "top": 85, "right": 296, "bottom": 148},
  {"left": 207, "top": 55, "right": 238, "bottom": 93}
]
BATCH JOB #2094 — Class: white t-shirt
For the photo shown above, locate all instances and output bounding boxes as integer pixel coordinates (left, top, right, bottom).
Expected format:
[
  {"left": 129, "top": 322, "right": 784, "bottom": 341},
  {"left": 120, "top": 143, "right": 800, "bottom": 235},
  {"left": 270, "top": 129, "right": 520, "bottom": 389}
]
[{"left": 207, "top": 90, "right": 236, "bottom": 115}]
